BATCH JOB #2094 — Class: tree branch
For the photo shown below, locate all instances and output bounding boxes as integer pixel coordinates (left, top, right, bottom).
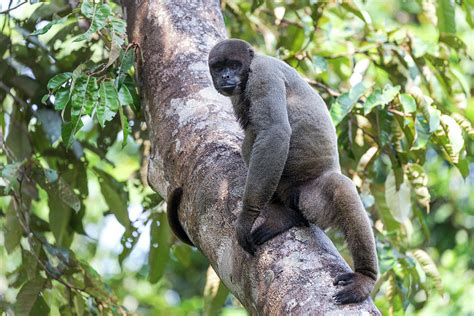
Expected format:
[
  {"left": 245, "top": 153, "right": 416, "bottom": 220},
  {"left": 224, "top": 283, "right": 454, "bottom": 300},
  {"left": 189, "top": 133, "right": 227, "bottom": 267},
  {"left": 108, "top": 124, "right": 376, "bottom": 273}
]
[
  {"left": 124, "top": 0, "right": 380, "bottom": 314},
  {"left": 0, "top": 1, "right": 27, "bottom": 14}
]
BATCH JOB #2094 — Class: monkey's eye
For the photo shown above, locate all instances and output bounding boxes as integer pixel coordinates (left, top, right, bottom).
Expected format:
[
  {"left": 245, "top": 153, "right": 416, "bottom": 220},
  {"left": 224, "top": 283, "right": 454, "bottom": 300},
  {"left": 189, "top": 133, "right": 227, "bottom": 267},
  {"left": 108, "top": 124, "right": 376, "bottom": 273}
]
[
  {"left": 228, "top": 61, "right": 240, "bottom": 70},
  {"left": 211, "top": 63, "right": 223, "bottom": 72}
]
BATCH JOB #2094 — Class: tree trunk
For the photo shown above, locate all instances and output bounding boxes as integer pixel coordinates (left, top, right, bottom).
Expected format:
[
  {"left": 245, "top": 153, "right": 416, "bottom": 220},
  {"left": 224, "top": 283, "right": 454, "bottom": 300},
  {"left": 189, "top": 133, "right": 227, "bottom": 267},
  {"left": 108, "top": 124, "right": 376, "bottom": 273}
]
[{"left": 124, "top": 1, "right": 380, "bottom": 314}]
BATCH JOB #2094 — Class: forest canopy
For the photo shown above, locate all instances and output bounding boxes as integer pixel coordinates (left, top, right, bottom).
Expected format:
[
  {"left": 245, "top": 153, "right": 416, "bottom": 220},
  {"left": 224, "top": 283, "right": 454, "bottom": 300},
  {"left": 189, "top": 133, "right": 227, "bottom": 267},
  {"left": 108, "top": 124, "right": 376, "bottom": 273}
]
[{"left": 1, "top": 0, "right": 473, "bottom": 315}]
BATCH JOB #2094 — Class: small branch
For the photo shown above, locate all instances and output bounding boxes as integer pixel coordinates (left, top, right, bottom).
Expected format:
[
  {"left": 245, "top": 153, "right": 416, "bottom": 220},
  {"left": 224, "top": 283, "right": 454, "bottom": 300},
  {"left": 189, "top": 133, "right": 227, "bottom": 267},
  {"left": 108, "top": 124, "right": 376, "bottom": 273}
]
[
  {"left": 0, "top": 81, "right": 28, "bottom": 108},
  {"left": 305, "top": 78, "right": 341, "bottom": 97},
  {"left": 0, "top": 0, "right": 27, "bottom": 14}
]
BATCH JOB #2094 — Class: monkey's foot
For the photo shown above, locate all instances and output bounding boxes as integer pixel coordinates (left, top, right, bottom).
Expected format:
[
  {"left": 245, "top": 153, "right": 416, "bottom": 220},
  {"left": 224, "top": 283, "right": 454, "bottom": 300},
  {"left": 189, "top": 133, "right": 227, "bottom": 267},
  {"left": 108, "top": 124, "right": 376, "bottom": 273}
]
[
  {"left": 332, "top": 272, "right": 375, "bottom": 304},
  {"left": 236, "top": 212, "right": 257, "bottom": 256},
  {"left": 236, "top": 230, "right": 256, "bottom": 256},
  {"left": 251, "top": 208, "right": 308, "bottom": 246}
]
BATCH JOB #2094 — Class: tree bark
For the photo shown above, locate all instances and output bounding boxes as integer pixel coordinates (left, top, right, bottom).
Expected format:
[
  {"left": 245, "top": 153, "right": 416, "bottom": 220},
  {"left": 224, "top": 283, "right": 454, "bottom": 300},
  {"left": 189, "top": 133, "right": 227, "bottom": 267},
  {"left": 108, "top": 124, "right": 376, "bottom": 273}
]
[{"left": 124, "top": 1, "right": 380, "bottom": 314}]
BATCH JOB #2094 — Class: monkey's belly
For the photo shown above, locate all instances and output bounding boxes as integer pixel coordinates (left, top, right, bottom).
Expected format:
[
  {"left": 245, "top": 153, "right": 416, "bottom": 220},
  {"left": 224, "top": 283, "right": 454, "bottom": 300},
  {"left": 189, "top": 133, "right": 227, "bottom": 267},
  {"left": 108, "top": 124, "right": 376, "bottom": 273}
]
[
  {"left": 282, "top": 154, "right": 339, "bottom": 182},
  {"left": 282, "top": 128, "right": 340, "bottom": 181}
]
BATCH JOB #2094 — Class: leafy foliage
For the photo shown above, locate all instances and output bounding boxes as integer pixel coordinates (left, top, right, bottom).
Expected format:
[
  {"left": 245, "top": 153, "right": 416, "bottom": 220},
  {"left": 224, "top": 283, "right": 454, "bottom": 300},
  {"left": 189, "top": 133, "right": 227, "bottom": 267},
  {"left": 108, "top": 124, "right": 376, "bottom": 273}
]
[
  {"left": 1, "top": 0, "right": 473, "bottom": 315},
  {"left": 0, "top": 1, "right": 166, "bottom": 314},
  {"left": 223, "top": 0, "right": 474, "bottom": 314}
]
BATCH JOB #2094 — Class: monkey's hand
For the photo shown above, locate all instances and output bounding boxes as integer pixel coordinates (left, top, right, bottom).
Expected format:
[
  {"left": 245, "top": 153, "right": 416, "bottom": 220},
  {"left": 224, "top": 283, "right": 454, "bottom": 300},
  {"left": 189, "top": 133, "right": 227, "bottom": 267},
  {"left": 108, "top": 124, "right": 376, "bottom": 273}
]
[
  {"left": 332, "top": 272, "right": 375, "bottom": 304},
  {"left": 236, "top": 210, "right": 258, "bottom": 255}
]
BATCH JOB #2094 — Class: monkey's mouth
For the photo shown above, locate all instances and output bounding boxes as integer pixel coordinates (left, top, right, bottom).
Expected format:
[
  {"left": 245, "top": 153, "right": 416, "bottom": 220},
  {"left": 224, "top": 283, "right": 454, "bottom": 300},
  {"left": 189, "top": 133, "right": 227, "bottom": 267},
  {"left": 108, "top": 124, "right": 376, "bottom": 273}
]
[{"left": 220, "top": 85, "right": 237, "bottom": 95}]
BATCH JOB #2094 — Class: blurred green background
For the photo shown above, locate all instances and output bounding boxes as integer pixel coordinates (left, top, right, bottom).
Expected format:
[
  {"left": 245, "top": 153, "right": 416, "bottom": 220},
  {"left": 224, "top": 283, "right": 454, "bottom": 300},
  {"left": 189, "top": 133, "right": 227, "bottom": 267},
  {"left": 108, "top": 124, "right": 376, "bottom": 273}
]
[{"left": 1, "top": 0, "right": 473, "bottom": 315}]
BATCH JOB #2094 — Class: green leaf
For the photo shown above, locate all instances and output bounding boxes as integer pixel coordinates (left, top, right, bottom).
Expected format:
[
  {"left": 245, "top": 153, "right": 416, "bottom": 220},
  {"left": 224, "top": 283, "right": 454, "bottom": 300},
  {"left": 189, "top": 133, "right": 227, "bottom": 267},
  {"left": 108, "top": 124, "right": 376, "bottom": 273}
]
[
  {"left": 118, "top": 106, "right": 130, "bottom": 148},
  {"left": 48, "top": 191, "right": 73, "bottom": 247},
  {"left": 428, "top": 107, "right": 441, "bottom": 133},
  {"left": 451, "top": 68, "right": 471, "bottom": 97},
  {"left": 455, "top": 158, "right": 470, "bottom": 178},
  {"left": 348, "top": 81, "right": 366, "bottom": 101},
  {"left": 30, "top": 294, "right": 50, "bottom": 316},
  {"left": 97, "top": 81, "right": 119, "bottom": 127},
  {"left": 53, "top": 87, "right": 71, "bottom": 111},
  {"left": 118, "top": 85, "right": 133, "bottom": 106},
  {"left": 110, "top": 16, "right": 127, "bottom": 36},
  {"left": 437, "top": 0, "right": 456, "bottom": 34},
  {"left": 119, "top": 49, "right": 135, "bottom": 75},
  {"left": 74, "top": 3, "right": 111, "bottom": 42},
  {"left": 341, "top": 1, "right": 372, "bottom": 24},
  {"left": 71, "top": 75, "right": 89, "bottom": 116},
  {"left": 47, "top": 72, "right": 72, "bottom": 91},
  {"left": 385, "top": 170, "right": 412, "bottom": 223},
  {"left": 73, "top": 293, "right": 85, "bottom": 316},
  {"left": 381, "top": 84, "right": 401, "bottom": 105},
  {"left": 251, "top": 0, "right": 264, "bottom": 12},
  {"left": 95, "top": 169, "right": 130, "bottom": 229},
  {"left": 2, "top": 162, "right": 21, "bottom": 193},
  {"left": 80, "top": 0, "right": 94, "bottom": 18},
  {"left": 364, "top": 84, "right": 400, "bottom": 115},
  {"left": 124, "top": 75, "right": 140, "bottom": 113},
  {"left": 57, "top": 177, "right": 81, "bottom": 212},
  {"left": 399, "top": 94, "right": 416, "bottom": 113},
  {"left": 14, "top": 277, "right": 46, "bottom": 316},
  {"left": 31, "top": 15, "right": 69, "bottom": 36},
  {"left": 36, "top": 109, "right": 62, "bottom": 144},
  {"left": 412, "top": 249, "right": 444, "bottom": 295},
  {"left": 439, "top": 33, "right": 467, "bottom": 51},
  {"left": 6, "top": 119, "right": 32, "bottom": 161},
  {"left": 62, "top": 116, "right": 84, "bottom": 148},
  {"left": 406, "top": 163, "right": 431, "bottom": 212},
  {"left": 452, "top": 113, "right": 474, "bottom": 138},
  {"left": 22, "top": 248, "right": 40, "bottom": 280},
  {"left": 438, "top": 114, "right": 464, "bottom": 162},
  {"left": 119, "top": 227, "right": 140, "bottom": 265},
  {"left": 330, "top": 82, "right": 366, "bottom": 126},
  {"left": 85, "top": 77, "right": 99, "bottom": 115},
  {"left": 5, "top": 201, "right": 22, "bottom": 254},
  {"left": 105, "top": 38, "right": 122, "bottom": 68},
  {"left": 364, "top": 89, "right": 383, "bottom": 115},
  {"left": 204, "top": 266, "right": 229, "bottom": 316},
  {"left": 462, "top": 1, "right": 474, "bottom": 27},
  {"left": 148, "top": 212, "right": 171, "bottom": 283}
]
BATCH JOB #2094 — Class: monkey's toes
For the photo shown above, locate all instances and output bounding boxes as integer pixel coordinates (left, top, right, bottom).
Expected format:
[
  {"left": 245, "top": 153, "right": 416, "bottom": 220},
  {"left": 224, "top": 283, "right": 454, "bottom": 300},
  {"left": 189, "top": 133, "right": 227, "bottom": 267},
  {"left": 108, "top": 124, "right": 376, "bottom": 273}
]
[
  {"left": 251, "top": 225, "right": 280, "bottom": 246},
  {"left": 333, "top": 272, "right": 355, "bottom": 286},
  {"left": 236, "top": 231, "right": 256, "bottom": 255},
  {"left": 332, "top": 272, "right": 374, "bottom": 304}
]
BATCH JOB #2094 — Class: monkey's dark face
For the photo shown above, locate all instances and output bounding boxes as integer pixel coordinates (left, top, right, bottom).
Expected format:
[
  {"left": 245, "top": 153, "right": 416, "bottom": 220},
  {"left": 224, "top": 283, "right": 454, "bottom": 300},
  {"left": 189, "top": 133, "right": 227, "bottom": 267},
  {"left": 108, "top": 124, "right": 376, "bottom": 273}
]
[
  {"left": 209, "top": 59, "right": 243, "bottom": 96},
  {"left": 208, "top": 39, "right": 254, "bottom": 97}
]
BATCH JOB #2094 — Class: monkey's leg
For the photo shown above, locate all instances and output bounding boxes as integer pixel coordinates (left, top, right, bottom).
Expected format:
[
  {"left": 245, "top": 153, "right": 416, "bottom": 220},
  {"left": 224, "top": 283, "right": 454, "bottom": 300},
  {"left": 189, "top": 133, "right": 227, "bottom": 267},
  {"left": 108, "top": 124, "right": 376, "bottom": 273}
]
[
  {"left": 251, "top": 203, "right": 308, "bottom": 246},
  {"left": 298, "top": 172, "right": 378, "bottom": 304}
]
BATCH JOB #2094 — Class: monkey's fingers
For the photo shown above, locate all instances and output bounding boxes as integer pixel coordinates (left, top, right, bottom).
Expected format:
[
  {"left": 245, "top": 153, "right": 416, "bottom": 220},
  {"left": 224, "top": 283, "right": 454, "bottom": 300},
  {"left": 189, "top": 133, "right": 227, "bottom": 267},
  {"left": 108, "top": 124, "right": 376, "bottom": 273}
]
[{"left": 332, "top": 272, "right": 374, "bottom": 304}]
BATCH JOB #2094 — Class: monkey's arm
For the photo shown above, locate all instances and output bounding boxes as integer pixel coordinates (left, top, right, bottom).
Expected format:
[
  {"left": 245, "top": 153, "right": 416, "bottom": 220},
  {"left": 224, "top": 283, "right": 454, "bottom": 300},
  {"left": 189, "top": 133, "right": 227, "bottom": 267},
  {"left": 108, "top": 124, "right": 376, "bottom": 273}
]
[{"left": 237, "top": 74, "right": 291, "bottom": 254}]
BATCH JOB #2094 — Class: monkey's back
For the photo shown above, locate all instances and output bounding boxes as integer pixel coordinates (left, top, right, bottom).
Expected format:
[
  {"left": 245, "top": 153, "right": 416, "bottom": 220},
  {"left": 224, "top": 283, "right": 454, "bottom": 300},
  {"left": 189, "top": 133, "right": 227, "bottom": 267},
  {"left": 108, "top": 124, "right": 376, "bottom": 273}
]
[{"left": 251, "top": 55, "right": 341, "bottom": 182}]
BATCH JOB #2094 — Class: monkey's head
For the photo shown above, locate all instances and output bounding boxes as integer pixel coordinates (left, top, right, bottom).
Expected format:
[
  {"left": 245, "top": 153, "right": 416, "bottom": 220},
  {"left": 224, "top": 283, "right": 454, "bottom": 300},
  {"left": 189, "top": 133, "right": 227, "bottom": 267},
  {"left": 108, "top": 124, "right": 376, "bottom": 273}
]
[{"left": 208, "top": 39, "right": 254, "bottom": 96}]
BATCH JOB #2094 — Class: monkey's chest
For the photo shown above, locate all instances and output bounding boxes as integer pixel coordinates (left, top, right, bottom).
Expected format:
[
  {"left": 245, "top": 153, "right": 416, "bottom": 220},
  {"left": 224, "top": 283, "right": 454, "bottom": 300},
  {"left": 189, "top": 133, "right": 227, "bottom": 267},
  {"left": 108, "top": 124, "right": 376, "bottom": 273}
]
[{"left": 232, "top": 98, "right": 251, "bottom": 129}]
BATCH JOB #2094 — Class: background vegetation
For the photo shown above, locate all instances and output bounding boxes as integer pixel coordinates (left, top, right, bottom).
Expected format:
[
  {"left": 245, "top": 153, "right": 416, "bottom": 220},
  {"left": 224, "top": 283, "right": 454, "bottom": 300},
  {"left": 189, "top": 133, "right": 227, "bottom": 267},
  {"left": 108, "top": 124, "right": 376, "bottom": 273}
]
[{"left": 1, "top": 0, "right": 473, "bottom": 315}]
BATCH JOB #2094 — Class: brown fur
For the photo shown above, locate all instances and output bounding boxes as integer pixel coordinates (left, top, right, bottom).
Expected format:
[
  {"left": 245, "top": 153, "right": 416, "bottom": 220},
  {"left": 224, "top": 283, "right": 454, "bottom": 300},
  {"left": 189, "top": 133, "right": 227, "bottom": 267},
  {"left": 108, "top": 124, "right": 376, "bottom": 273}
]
[{"left": 208, "top": 39, "right": 379, "bottom": 304}]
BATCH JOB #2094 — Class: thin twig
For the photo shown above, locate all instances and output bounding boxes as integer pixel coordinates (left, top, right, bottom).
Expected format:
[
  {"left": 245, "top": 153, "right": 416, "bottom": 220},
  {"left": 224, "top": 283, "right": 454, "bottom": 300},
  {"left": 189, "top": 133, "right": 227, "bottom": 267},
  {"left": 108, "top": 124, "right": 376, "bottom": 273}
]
[
  {"left": 0, "top": 81, "right": 28, "bottom": 108},
  {"left": 305, "top": 78, "right": 341, "bottom": 97},
  {"left": 0, "top": 0, "right": 27, "bottom": 14}
]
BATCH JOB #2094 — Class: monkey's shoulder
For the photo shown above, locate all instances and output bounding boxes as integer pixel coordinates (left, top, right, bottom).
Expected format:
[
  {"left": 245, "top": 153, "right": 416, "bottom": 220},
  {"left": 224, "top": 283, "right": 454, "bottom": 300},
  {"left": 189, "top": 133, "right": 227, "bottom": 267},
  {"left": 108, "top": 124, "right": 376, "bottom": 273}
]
[
  {"left": 248, "top": 55, "right": 309, "bottom": 92},
  {"left": 249, "top": 55, "right": 288, "bottom": 79}
]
